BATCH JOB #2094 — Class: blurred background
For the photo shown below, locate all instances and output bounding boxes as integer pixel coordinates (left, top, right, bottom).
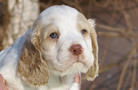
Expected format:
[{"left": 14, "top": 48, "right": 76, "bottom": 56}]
[{"left": 0, "top": 0, "right": 138, "bottom": 90}]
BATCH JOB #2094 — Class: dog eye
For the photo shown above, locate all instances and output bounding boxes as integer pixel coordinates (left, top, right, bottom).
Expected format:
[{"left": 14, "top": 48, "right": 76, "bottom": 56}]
[
  {"left": 81, "top": 29, "right": 87, "bottom": 34},
  {"left": 50, "top": 33, "right": 58, "bottom": 39}
]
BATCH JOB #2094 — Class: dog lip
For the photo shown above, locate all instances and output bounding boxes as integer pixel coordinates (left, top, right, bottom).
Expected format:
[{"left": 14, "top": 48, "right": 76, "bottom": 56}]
[{"left": 54, "top": 60, "right": 87, "bottom": 72}]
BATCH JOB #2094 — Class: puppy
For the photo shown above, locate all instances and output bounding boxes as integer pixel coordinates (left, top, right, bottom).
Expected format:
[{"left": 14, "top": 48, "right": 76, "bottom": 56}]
[{"left": 0, "top": 5, "right": 98, "bottom": 90}]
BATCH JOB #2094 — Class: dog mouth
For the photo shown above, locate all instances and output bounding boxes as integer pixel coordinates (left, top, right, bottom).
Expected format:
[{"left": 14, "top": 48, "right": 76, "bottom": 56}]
[
  {"left": 52, "top": 60, "right": 90, "bottom": 73},
  {"left": 47, "top": 54, "right": 93, "bottom": 75}
]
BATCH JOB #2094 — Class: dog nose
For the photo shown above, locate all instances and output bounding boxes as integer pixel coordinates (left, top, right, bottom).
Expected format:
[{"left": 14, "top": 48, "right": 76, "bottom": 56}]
[{"left": 69, "top": 44, "right": 83, "bottom": 56}]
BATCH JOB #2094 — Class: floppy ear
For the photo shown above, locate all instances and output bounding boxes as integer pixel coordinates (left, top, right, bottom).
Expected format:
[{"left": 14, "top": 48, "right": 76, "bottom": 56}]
[
  {"left": 86, "top": 19, "right": 99, "bottom": 81},
  {"left": 18, "top": 28, "right": 49, "bottom": 87}
]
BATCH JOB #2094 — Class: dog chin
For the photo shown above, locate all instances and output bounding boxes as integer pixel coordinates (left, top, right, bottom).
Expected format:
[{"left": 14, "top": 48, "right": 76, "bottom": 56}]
[{"left": 50, "top": 62, "right": 89, "bottom": 76}]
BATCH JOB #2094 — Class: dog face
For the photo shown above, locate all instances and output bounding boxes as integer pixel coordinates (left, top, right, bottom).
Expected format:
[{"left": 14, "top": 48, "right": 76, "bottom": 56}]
[{"left": 18, "top": 5, "right": 98, "bottom": 87}]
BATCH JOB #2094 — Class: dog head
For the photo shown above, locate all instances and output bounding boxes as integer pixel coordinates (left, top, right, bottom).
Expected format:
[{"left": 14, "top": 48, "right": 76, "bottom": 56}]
[{"left": 18, "top": 5, "right": 98, "bottom": 87}]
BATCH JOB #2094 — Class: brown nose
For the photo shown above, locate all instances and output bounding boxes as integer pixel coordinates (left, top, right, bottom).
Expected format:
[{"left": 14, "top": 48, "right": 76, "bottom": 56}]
[{"left": 69, "top": 44, "right": 83, "bottom": 56}]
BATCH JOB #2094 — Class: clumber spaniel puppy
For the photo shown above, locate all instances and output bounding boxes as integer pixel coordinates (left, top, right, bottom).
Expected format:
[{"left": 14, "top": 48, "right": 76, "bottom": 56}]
[{"left": 0, "top": 5, "right": 98, "bottom": 90}]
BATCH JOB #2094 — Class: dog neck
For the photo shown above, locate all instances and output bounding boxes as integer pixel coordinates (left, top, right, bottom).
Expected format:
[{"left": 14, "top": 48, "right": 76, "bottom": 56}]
[{"left": 46, "top": 72, "right": 81, "bottom": 89}]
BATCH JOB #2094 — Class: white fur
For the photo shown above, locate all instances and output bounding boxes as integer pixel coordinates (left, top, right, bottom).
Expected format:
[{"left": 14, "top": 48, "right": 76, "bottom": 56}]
[{"left": 0, "top": 5, "right": 95, "bottom": 90}]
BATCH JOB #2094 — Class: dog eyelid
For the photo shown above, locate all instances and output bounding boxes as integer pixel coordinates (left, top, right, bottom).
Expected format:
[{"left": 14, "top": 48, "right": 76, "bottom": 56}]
[
  {"left": 49, "top": 32, "right": 58, "bottom": 39},
  {"left": 81, "top": 29, "right": 87, "bottom": 34}
]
